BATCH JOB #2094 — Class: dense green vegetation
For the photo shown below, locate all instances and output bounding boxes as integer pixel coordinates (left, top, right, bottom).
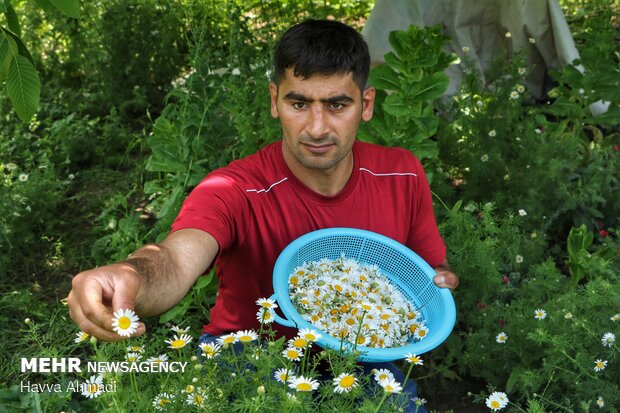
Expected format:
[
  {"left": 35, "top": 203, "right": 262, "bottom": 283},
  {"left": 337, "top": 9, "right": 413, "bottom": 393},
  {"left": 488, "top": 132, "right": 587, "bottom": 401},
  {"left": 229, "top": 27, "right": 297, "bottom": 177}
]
[{"left": 1, "top": 0, "right": 619, "bottom": 411}]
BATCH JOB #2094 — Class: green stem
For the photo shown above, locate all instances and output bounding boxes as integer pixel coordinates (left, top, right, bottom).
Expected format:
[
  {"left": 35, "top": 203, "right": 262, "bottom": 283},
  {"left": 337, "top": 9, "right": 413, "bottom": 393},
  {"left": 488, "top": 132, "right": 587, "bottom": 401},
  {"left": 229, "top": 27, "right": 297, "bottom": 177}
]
[
  {"left": 401, "top": 363, "right": 414, "bottom": 390},
  {"left": 373, "top": 392, "right": 389, "bottom": 413}
]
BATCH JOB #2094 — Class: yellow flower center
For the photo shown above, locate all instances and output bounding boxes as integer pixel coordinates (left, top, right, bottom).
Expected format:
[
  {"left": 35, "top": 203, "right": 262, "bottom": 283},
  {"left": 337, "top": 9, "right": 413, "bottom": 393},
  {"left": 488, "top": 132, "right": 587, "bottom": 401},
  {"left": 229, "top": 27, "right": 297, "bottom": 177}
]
[
  {"left": 419, "top": 330, "right": 427, "bottom": 337},
  {"left": 239, "top": 335, "right": 253, "bottom": 342},
  {"left": 340, "top": 376, "right": 355, "bottom": 388},
  {"left": 356, "top": 336, "right": 366, "bottom": 345},
  {"left": 88, "top": 384, "right": 99, "bottom": 394},
  {"left": 287, "top": 350, "right": 299, "bottom": 359},
  {"left": 293, "top": 338, "right": 307, "bottom": 347},
  {"left": 159, "top": 399, "right": 171, "bottom": 406},
  {"left": 118, "top": 316, "right": 131, "bottom": 329},
  {"left": 194, "top": 395, "right": 203, "bottom": 404},
  {"left": 378, "top": 374, "right": 388, "bottom": 381},
  {"left": 491, "top": 401, "right": 500, "bottom": 408},
  {"left": 297, "top": 383, "right": 312, "bottom": 391},
  {"left": 171, "top": 339, "right": 185, "bottom": 348},
  {"left": 290, "top": 276, "right": 299, "bottom": 286}
]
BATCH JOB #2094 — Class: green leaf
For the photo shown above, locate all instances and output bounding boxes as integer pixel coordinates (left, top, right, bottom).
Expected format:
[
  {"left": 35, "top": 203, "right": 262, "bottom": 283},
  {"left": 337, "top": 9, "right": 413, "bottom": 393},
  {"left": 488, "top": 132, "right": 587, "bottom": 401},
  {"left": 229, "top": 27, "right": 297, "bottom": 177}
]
[
  {"left": 408, "top": 72, "right": 449, "bottom": 102},
  {"left": 33, "top": 0, "right": 58, "bottom": 14},
  {"left": 0, "top": 1, "right": 6, "bottom": 13},
  {"left": 382, "top": 93, "right": 409, "bottom": 117},
  {"left": 0, "top": 31, "right": 16, "bottom": 80},
  {"left": 1, "top": 27, "right": 35, "bottom": 63},
  {"left": 383, "top": 51, "right": 407, "bottom": 73},
  {"left": 48, "top": 0, "right": 80, "bottom": 18},
  {"left": 6, "top": 54, "right": 40, "bottom": 121},
  {"left": 5, "top": 2, "right": 20, "bottom": 37},
  {"left": 369, "top": 64, "right": 401, "bottom": 91}
]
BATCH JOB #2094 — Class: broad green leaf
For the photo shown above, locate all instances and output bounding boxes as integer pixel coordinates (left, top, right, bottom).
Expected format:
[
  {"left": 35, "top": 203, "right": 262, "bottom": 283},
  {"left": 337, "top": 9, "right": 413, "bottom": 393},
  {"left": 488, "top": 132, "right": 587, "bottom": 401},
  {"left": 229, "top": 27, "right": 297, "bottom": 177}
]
[
  {"left": 33, "top": 0, "right": 58, "bottom": 14},
  {"left": 408, "top": 72, "right": 449, "bottom": 102},
  {"left": 388, "top": 30, "right": 410, "bottom": 58},
  {"left": 0, "top": 1, "right": 6, "bottom": 13},
  {"left": 382, "top": 93, "right": 409, "bottom": 117},
  {"left": 48, "top": 0, "right": 80, "bottom": 18},
  {"left": 383, "top": 51, "right": 407, "bottom": 73},
  {"left": 6, "top": 54, "right": 40, "bottom": 121},
  {"left": 369, "top": 64, "right": 401, "bottom": 91},
  {"left": 5, "top": 3, "right": 20, "bottom": 37},
  {"left": 1, "top": 27, "right": 35, "bottom": 63},
  {"left": 0, "top": 32, "right": 16, "bottom": 80}
]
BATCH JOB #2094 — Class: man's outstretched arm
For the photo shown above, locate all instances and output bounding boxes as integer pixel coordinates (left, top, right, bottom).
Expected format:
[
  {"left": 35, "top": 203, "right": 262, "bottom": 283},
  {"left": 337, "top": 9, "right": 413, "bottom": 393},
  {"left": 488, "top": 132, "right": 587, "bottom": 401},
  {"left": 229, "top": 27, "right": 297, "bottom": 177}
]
[{"left": 68, "top": 228, "right": 218, "bottom": 341}]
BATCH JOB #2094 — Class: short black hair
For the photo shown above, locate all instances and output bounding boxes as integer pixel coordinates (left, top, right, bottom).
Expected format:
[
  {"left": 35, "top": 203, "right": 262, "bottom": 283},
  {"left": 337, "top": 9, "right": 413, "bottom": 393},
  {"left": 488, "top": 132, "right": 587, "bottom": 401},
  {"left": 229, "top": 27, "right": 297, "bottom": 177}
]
[{"left": 273, "top": 19, "right": 370, "bottom": 91}]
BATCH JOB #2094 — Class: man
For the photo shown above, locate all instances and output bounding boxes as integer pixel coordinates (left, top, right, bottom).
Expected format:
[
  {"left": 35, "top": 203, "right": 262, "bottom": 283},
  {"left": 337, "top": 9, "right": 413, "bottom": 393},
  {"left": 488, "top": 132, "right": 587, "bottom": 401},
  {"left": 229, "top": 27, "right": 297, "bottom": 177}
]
[{"left": 69, "top": 19, "right": 458, "bottom": 411}]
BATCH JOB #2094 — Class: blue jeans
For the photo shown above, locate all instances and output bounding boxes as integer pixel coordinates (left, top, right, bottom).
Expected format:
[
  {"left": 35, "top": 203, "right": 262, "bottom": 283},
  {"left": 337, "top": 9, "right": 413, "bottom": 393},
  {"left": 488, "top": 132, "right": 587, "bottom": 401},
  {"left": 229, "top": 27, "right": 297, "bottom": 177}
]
[{"left": 198, "top": 333, "right": 428, "bottom": 413}]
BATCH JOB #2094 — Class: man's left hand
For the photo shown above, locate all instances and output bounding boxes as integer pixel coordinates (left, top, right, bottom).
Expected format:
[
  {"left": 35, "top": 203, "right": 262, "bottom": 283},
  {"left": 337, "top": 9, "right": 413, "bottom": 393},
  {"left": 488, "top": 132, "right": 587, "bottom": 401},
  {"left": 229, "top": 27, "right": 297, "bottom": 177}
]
[{"left": 433, "top": 264, "right": 459, "bottom": 290}]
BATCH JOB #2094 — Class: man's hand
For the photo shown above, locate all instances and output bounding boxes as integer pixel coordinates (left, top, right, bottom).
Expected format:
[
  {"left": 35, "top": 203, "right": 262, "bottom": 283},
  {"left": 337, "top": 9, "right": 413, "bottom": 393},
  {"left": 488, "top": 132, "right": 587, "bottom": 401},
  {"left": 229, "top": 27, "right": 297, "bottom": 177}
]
[
  {"left": 433, "top": 260, "right": 459, "bottom": 290},
  {"left": 68, "top": 263, "right": 146, "bottom": 341}
]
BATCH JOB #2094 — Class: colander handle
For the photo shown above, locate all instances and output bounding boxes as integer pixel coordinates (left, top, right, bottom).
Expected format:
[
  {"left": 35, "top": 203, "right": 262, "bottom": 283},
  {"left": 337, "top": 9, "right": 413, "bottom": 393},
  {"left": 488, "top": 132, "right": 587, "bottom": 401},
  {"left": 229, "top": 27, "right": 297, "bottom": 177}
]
[{"left": 268, "top": 294, "right": 296, "bottom": 328}]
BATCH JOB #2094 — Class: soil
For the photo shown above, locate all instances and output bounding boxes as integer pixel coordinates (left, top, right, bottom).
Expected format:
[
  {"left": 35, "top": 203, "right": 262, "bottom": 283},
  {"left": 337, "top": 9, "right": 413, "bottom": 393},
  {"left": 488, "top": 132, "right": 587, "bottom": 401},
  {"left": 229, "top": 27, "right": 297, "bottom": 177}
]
[{"left": 420, "top": 376, "right": 488, "bottom": 412}]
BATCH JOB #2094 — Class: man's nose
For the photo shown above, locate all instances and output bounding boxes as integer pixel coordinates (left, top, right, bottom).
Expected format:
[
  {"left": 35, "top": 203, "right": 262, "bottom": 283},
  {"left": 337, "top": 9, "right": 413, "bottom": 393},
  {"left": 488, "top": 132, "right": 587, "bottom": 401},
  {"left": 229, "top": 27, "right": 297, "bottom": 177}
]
[{"left": 306, "top": 105, "right": 329, "bottom": 139}]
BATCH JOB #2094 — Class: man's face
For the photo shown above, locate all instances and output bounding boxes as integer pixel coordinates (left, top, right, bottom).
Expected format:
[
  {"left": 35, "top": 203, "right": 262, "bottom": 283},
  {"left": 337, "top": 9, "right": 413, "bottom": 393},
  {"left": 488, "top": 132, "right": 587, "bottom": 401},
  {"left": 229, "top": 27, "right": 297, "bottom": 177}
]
[{"left": 270, "top": 69, "right": 375, "bottom": 172}]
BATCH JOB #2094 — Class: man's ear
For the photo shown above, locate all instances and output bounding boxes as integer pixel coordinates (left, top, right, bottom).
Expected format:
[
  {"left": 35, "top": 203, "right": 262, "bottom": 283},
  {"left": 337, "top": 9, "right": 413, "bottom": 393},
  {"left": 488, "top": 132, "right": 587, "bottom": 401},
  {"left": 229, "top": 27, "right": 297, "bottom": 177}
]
[
  {"left": 361, "top": 86, "right": 376, "bottom": 122},
  {"left": 269, "top": 82, "right": 279, "bottom": 118}
]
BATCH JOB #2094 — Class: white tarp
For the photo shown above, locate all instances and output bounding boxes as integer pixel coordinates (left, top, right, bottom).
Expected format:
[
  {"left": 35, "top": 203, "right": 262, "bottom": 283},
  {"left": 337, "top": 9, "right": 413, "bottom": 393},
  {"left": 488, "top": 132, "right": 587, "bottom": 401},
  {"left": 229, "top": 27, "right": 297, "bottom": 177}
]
[{"left": 362, "top": 0, "right": 609, "bottom": 113}]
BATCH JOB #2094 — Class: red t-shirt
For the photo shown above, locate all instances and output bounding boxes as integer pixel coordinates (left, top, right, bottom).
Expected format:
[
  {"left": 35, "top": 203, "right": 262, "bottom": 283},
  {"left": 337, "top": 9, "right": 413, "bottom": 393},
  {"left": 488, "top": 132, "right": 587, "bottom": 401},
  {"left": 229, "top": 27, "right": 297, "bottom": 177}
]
[{"left": 171, "top": 140, "right": 446, "bottom": 335}]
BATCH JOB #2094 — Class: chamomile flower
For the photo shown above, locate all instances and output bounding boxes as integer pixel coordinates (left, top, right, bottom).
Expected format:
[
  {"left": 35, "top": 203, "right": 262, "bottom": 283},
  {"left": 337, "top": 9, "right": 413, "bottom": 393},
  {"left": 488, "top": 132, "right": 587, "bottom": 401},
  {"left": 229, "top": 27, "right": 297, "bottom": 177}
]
[
  {"left": 256, "top": 307, "right": 275, "bottom": 324},
  {"left": 414, "top": 324, "right": 429, "bottom": 340},
  {"left": 596, "top": 396, "right": 605, "bottom": 408},
  {"left": 372, "top": 368, "right": 395, "bottom": 383},
  {"left": 125, "top": 352, "right": 142, "bottom": 362},
  {"left": 481, "top": 154, "right": 489, "bottom": 162},
  {"left": 289, "top": 336, "right": 309, "bottom": 348},
  {"left": 112, "top": 308, "right": 140, "bottom": 337},
  {"left": 404, "top": 353, "right": 423, "bottom": 365},
  {"left": 488, "top": 130, "right": 497, "bottom": 137},
  {"left": 333, "top": 373, "right": 358, "bottom": 393},
  {"left": 185, "top": 389, "right": 207, "bottom": 406},
  {"left": 534, "top": 309, "right": 547, "bottom": 320},
  {"left": 81, "top": 375, "right": 103, "bottom": 399},
  {"left": 601, "top": 332, "right": 615, "bottom": 347},
  {"left": 146, "top": 354, "right": 169, "bottom": 364},
  {"left": 274, "top": 368, "right": 293, "bottom": 384},
  {"left": 485, "top": 391, "right": 509, "bottom": 411},
  {"left": 510, "top": 91, "right": 519, "bottom": 100},
  {"left": 199, "top": 343, "right": 221, "bottom": 359},
  {"left": 518, "top": 209, "right": 527, "bottom": 216},
  {"left": 496, "top": 332, "right": 508, "bottom": 344},
  {"left": 379, "top": 378, "right": 403, "bottom": 394},
  {"left": 594, "top": 359, "right": 608, "bottom": 372},
  {"left": 288, "top": 376, "right": 319, "bottom": 392},
  {"left": 152, "top": 392, "right": 175, "bottom": 410},
  {"left": 235, "top": 329, "right": 258, "bottom": 343},
  {"left": 297, "top": 328, "right": 322, "bottom": 342},
  {"left": 256, "top": 297, "right": 278, "bottom": 309},
  {"left": 74, "top": 331, "right": 89, "bottom": 343},
  {"left": 18, "top": 173, "right": 28, "bottom": 182},
  {"left": 171, "top": 325, "right": 190, "bottom": 334},
  {"left": 412, "top": 397, "right": 427, "bottom": 407},
  {"left": 611, "top": 314, "right": 620, "bottom": 322},
  {"left": 126, "top": 345, "right": 144, "bottom": 353},
  {"left": 216, "top": 334, "right": 238, "bottom": 346},
  {"left": 282, "top": 346, "right": 304, "bottom": 361},
  {"left": 515, "top": 255, "right": 524, "bottom": 263},
  {"left": 6, "top": 162, "right": 17, "bottom": 171},
  {"left": 165, "top": 334, "right": 193, "bottom": 350}
]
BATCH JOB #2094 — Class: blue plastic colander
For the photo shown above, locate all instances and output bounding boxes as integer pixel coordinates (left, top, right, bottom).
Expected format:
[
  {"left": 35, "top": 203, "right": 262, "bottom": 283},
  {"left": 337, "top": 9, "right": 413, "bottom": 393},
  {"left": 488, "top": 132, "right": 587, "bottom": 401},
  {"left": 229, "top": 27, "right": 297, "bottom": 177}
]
[{"left": 270, "top": 227, "right": 456, "bottom": 362}]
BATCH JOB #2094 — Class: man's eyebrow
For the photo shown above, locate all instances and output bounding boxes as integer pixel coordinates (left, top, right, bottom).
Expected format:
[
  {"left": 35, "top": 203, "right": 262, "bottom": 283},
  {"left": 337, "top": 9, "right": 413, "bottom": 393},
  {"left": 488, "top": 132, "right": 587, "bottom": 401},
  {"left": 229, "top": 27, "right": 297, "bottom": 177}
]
[{"left": 283, "top": 91, "right": 354, "bottom": 104}]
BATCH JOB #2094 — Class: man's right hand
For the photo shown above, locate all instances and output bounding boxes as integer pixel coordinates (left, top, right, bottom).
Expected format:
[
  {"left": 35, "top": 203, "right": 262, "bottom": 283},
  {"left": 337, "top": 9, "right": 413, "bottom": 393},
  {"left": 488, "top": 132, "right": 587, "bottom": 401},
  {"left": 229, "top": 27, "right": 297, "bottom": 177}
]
[{"left": 68, "top": 263, "right": 146, "bottom": 341}]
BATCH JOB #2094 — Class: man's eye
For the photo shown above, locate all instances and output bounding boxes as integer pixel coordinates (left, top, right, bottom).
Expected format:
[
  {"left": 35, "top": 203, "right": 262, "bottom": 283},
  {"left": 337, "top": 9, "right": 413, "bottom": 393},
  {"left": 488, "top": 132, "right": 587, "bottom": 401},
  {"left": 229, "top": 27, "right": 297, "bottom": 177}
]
[
  {"left": 293, "top": 102, "right": 307, "bottom": 109},
  {"left": 329, "top": 103, "right": 344, "bottom": 110}
]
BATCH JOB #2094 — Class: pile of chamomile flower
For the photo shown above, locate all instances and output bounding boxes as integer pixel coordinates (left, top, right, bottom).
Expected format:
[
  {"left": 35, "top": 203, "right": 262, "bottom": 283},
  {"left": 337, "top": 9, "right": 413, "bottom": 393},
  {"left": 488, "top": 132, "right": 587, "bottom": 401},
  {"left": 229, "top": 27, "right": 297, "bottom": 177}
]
[{"left": 288, "top": 255, "right": 429, "bottom": 349}]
